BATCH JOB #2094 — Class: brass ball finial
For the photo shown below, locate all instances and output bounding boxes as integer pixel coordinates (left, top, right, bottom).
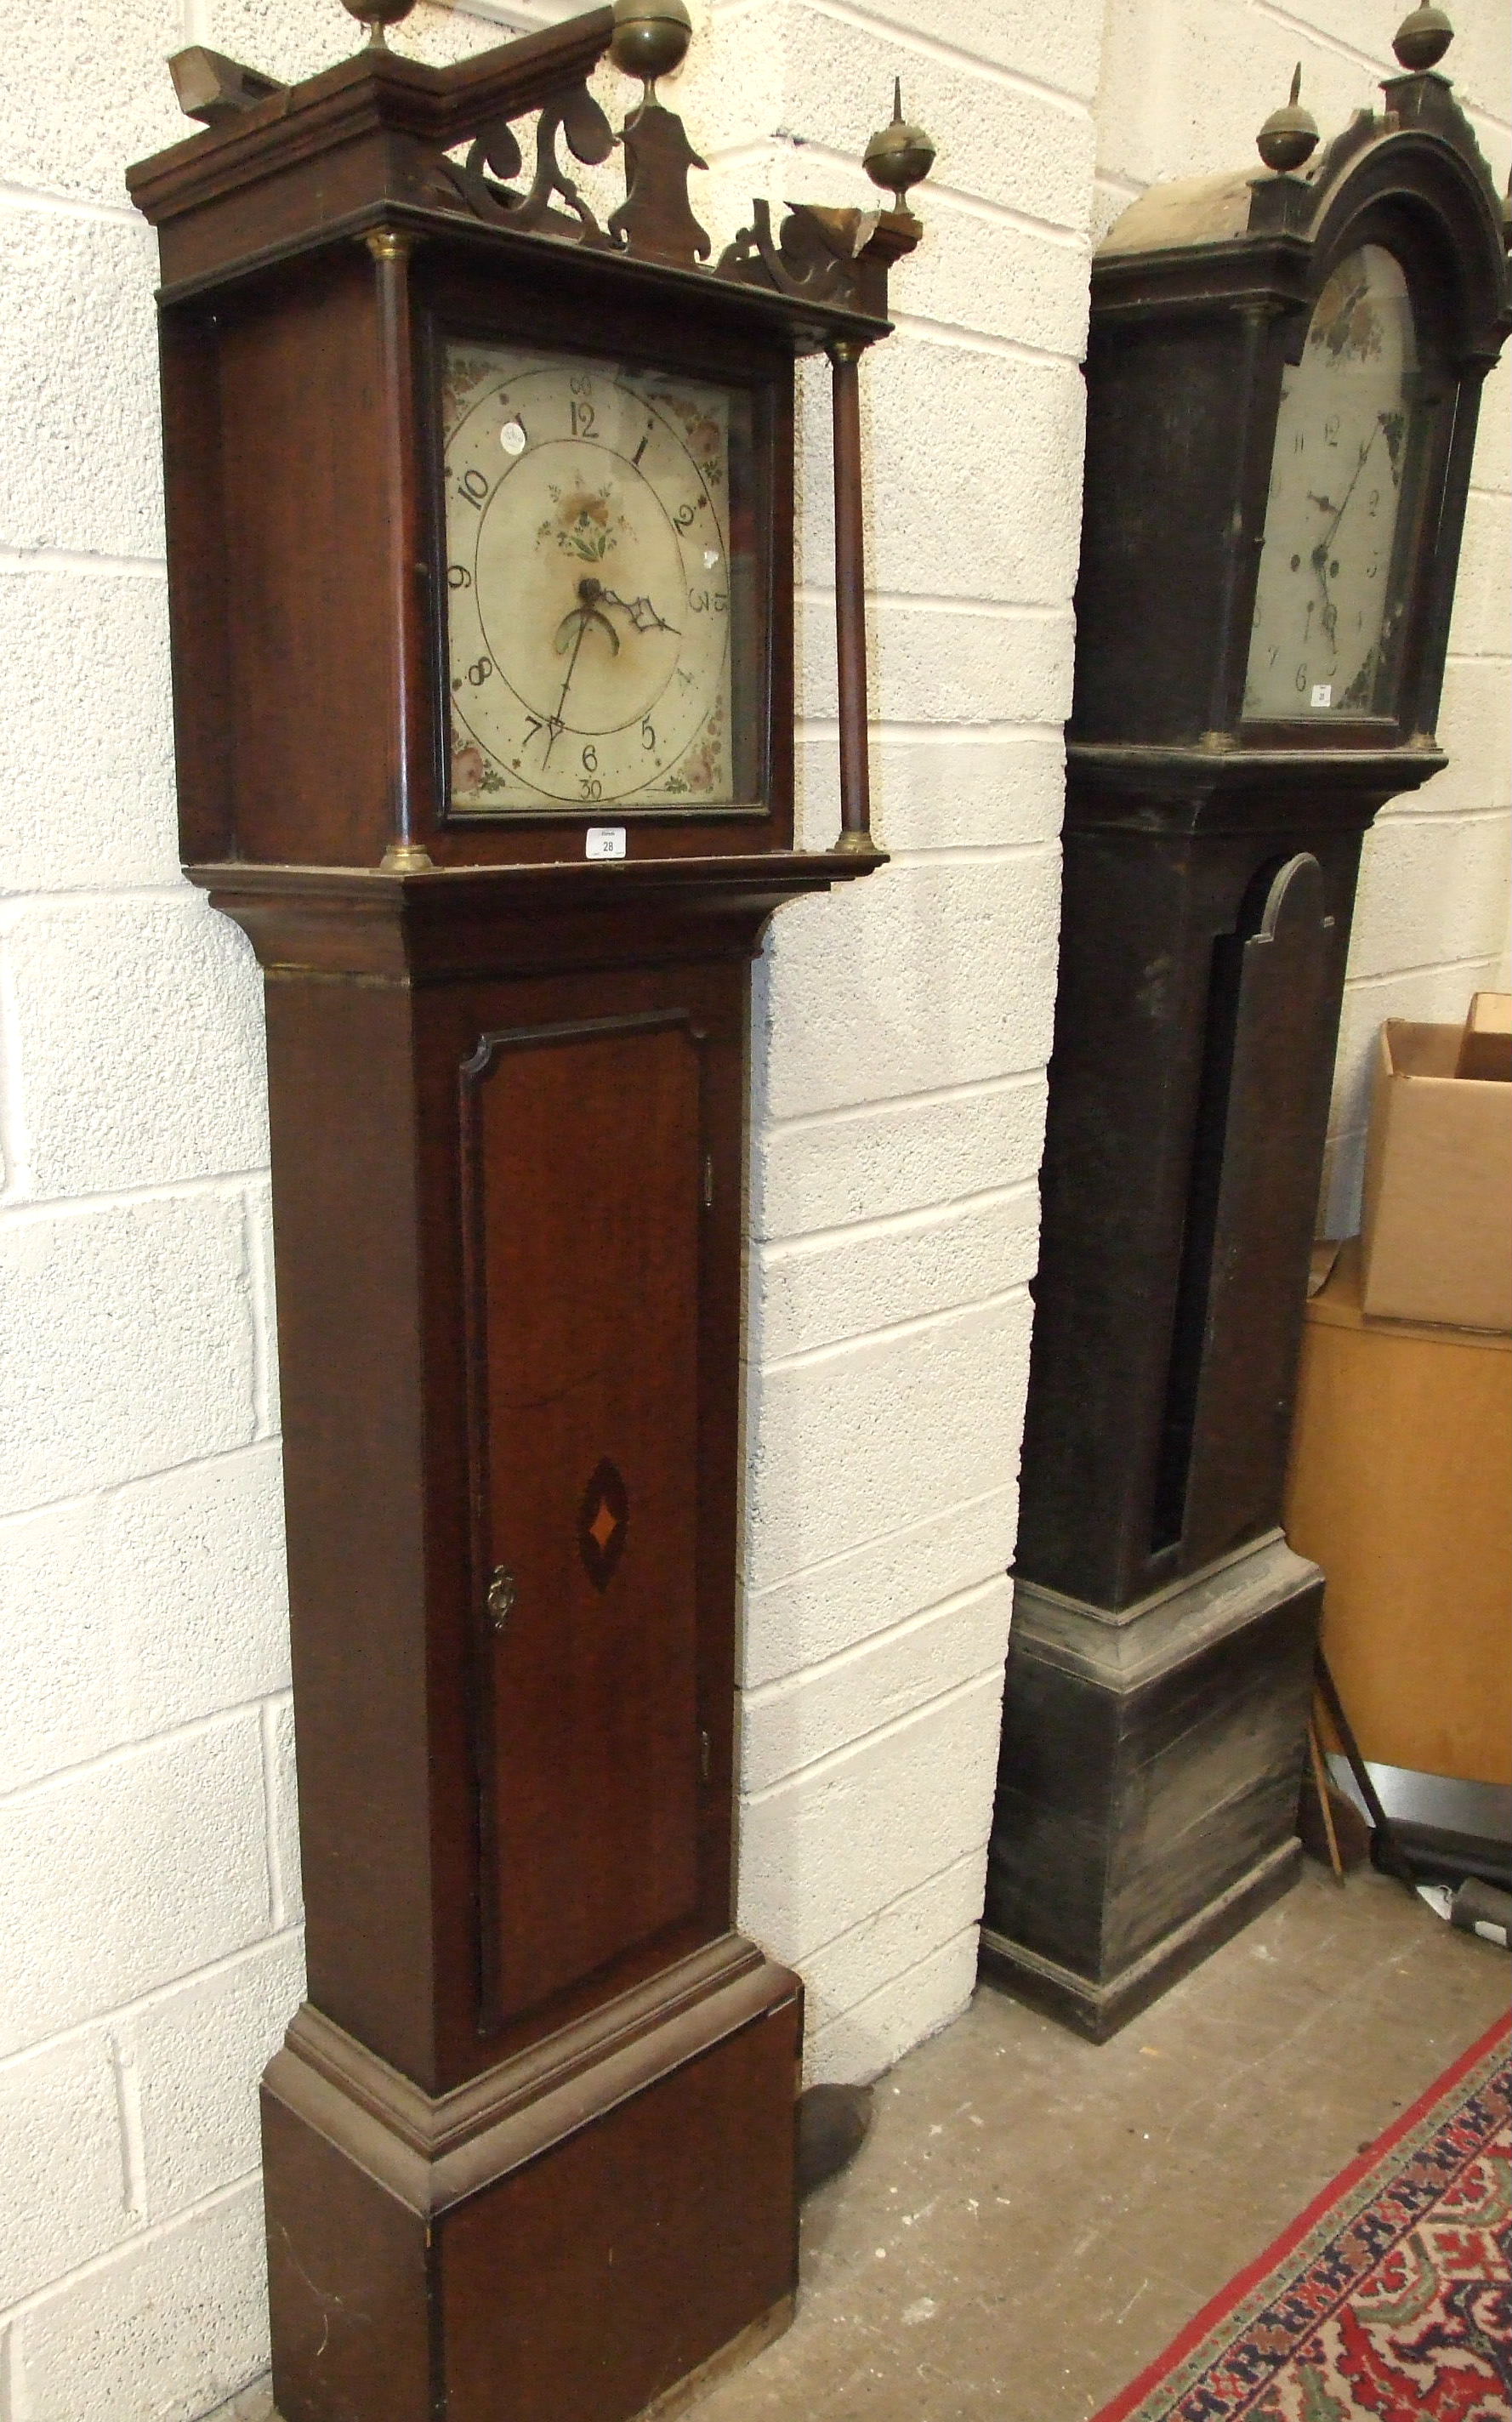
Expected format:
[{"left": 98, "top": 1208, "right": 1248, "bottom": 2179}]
[
  {"left": 340, "top": 0, "right": 416, "bottom": 48},
  {"left": 1392, "top": 3, "right": 1454, "bottom": 70},
  {"left": 1256, "top": 64, "right": 1320, "bottom": 172},
  {"left": 610, "top": 0, "right": 692, "bottom": 94},
  {"left": 863, "top": 79, "right": 936, "bottom": 212}
]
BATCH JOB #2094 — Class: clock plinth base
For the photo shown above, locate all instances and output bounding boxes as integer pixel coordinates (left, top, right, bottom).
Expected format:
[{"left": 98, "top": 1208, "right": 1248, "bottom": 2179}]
[
  {"left": 262, "top": 1939, "right": 801, "bottom": 2422},
  {"left": 980, "top": 1537, "right": 1320, "bottom": 2042}
]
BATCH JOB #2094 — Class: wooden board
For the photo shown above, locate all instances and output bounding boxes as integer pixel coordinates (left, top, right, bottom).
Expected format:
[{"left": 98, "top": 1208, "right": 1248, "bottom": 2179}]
[
  {"left": 465, "top": 1013, "right": 704, "bottom": 2023},
  {"left": 1286, "top": 1239, "right": 1512, "bottom": 1785}
]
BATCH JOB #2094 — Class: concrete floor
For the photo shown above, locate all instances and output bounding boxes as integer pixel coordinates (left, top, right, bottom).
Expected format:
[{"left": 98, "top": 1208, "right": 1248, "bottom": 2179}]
[{"left": 221, "top": 1863, "right": 1509, "bottom": 2422}]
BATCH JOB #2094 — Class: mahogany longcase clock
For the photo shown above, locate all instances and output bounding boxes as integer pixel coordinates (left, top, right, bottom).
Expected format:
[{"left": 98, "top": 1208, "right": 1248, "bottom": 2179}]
[
  {"left": 128, "top": 6, "right": 931, "bottom": 2416},
  {"left": 981, "top": 11, "right": 1509, "bottom": 2041}
]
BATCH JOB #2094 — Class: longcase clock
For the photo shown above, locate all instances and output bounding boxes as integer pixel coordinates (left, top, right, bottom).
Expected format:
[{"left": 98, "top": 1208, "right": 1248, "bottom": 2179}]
[
  {"left": 127, "top": 6, "right": 932, "bottom": 2415},
  {"left": 980, "top": 9, "right": 1509, "bottom": 2041}
]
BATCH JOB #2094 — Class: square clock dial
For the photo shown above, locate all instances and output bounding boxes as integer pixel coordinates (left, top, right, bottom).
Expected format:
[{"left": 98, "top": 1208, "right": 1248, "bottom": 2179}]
[{"left": 442, "top": 338, "right": 755, "bottom": 815}]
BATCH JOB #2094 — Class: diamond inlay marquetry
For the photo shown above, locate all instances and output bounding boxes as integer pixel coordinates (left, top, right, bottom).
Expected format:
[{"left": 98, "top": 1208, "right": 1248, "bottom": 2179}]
[{"left": 578, "top": 1457, "right": 628, "bottom": 1591}]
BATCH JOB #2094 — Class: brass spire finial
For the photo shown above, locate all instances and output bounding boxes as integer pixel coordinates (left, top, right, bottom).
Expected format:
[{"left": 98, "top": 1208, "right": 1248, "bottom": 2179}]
[
  {"left": 1392, "top": 3, "right": 1454, "bottom": 71},
  {"left": 1256, "top": 64, "right": 1320, "bottom": 171},
  {"left": 340, "top": 0, "right": 416, "bottom": 48},
  {"left": 610, "top": 0, "right": 693, "bottom": 99},
  {"left": 863, "top": 81, "right": 936, "bottom": 213}
]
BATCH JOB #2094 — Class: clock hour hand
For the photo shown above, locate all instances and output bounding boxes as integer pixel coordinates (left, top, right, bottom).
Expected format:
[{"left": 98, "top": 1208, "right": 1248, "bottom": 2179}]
[{"left": 597, "top": 585, "right": 680, "bottom": 638}]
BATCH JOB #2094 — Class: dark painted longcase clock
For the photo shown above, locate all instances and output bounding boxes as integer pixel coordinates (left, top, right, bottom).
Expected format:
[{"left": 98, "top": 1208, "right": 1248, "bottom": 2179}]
[
  {"left": 128, "top": 6, "right": 932, "bottom": 2416},
  {"left": 981, "top": 12, "right": 1509, "bottom": 2041}
]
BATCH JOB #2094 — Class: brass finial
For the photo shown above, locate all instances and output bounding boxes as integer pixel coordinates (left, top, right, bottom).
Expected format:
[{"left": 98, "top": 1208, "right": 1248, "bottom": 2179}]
[
  {"left": 1392, "top": 3, "right": 1454, "bottom": 70},
  {"left": 610, "top": 0, "right": 692, "bottom": 95},
  {"left": 340, "top": 0, "right": 416, "bottom": 48},
  {"left": 1256, "top": 65, "right": 1320, "bottom": 172},
  {"left": 863, "top": 80, "right": 936, "bottom": 212}
]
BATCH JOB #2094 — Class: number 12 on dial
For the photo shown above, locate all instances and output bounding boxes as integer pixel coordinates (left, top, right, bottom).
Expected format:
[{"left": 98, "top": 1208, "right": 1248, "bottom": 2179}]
[{"left": 442, "top": 338, "right": 748, "bottom": 814}]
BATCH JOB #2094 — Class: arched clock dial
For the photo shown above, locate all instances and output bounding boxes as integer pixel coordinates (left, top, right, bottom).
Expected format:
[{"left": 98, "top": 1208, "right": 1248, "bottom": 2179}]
[
  {"left": 443, "top": 340, "right": 738, "bottom": 811},
  {"left": 1244, "top": 246, "right": 1423, "bottom": 720}
]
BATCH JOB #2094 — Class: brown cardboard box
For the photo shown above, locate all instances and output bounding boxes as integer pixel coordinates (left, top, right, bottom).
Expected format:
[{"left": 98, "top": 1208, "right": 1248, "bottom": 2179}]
[
  {"left": 1286, "top": 1240, "right": 1511, "bottom": 1787},
  {"left": 1360, "top": 1015, "right": 1512, "bottom": 1332},
  {"left": 1457, "top": 990, "right": 1512, "bottom": 1083}
]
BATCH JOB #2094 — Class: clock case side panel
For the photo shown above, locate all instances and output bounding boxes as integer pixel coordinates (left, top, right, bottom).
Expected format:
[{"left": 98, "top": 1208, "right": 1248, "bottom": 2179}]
[
  {"left": 1070, "top": 293, "right": 1296, "bottom": 749},
  {"left": 415, "top": 248, "right": 795, "bottom": 862},
  {"left": 162, "top": 251, "right": 401, "bottom": 868},
  {"left": 260, "top": 970, "right": 450, "bottom": 2086}
]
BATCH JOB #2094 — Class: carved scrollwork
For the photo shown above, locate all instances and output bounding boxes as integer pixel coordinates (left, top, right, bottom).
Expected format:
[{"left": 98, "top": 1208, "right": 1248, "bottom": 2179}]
[
  {"left": 718, "top": 199, "right": 884, "bottom": 310},
  {"left": 430, "top": 78, "right": 615, "bottom": 244}
]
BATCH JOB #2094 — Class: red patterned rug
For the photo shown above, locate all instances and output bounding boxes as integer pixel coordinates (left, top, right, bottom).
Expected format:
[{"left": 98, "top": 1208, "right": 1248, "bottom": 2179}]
[{"left": 1092, "top": 2010, "right": 1511, "bottom": 2421}]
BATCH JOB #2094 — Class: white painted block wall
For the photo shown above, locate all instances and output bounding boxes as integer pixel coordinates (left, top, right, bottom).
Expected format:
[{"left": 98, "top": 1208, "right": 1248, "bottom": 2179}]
[{"left": 0, "top": 1, "right": 1504, "bottom": 2415}]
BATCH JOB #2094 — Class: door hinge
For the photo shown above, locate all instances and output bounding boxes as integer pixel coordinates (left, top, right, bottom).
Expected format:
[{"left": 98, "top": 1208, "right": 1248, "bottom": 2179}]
[
  {"left": 699, "top": 1728, "right": 712, "bottom": 1782},
  {"left": 702, "top": 1152, "right": 713, "bottom": 1210}
]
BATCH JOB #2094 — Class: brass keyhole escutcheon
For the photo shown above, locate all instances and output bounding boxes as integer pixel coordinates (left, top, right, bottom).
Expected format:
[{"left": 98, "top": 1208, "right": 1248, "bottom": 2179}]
[{"left": 486, "top": 1565, "right": 516, "bottom": 1633}]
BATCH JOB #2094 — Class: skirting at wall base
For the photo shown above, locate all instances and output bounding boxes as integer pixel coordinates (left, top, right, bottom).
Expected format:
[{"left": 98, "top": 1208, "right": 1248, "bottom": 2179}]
[
  {"left": 261, "top": 1938, "right": 801, "bottom": 2422},
  {"left": 980, "top": 1534, "right": 1321, "bottom": 2042}
]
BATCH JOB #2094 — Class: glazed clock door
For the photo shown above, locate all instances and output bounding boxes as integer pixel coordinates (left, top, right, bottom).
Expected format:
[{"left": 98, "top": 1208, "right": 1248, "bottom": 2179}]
[{"left": 463, "top": 1009, "right": 707, "bottom": 2029}]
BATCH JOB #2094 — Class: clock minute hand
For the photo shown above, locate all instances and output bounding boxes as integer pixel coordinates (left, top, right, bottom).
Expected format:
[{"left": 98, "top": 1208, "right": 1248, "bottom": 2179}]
[{"left": 543, "top": 606, "right": 590, "bottom": 767}]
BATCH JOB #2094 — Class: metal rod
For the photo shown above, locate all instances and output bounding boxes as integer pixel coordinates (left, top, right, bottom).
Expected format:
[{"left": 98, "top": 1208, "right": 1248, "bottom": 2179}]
[
  {"left": 1313, "top": 1646, "right": 1414, "bottom": 1880},
  {"left": 367, "top": 227, "right": 434, "bottom": 872},
  {"left": 1307, "top": 1715, "right": 1345, "bottom": 1883},
  {"left": 827, "top": 338, "right": 877, "bottom": 854}
]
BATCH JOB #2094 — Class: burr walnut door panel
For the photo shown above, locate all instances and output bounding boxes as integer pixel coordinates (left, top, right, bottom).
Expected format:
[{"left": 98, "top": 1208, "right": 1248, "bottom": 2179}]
[{"left": 463, "top": 1011, "right": 706, "bottom": 2030}]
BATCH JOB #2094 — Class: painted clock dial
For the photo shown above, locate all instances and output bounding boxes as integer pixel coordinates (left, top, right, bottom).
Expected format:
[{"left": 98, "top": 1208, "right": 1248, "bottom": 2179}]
[
  {"left": 1244, "top": 246, "right": 1422, "bottom": 720},
  {"left": 443, "top": 339, "right": 744, "bottom": 812}
]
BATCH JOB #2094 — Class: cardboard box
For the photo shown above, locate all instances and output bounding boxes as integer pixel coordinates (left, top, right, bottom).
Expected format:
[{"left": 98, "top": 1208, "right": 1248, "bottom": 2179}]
[
  {"left": 1457, "top": 990, "right": 1512, "bottom": 1083},
  {"left": 1360, "top": 1015, "right": 1512, "bottom": 1332},
  {"left": 1286, "top": 1239, "right": 1511, "bottom": 1787}
]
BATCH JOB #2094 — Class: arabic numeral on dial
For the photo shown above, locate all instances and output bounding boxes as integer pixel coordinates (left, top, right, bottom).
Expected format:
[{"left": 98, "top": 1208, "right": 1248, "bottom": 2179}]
[
  {"left": 1294, "top": 662, "right": 1309, "bottom": 693},
  {"left": 582, "top": 744, "right": 598, "bottom": 772},
  {"left": 447, "top": 564, "right": 472, "bottom": 589},
  {"left": 687, "top": 588, "right": 728, "bottom": 616},
  {"left": 674, "top": 501, "right": 696, "bottom": 530},
  {"left": 570, "top": 399, "right": 596, "bottom": 438},
  {"left": 466, "top": 657, "right": 493, "bottom": 686},
  {"left": 581, "top": 777, "right": 603, "bottom": 800},
  {"left": 641, "top": 719, "right": 656, "bottom": 751},
  {"left": 458, "top": 468, "right": 490, "bottom": 507}
]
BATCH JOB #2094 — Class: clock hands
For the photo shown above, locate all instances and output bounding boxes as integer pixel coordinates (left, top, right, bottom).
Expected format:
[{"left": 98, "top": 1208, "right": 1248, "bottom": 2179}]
[
  {"left": 542, "top": 584, "right": 595, "bottom": 765},
  {"left": 1305, "top": 415, "right": 1389, "bottom": 662},
  {"left": 540, "top": 576, "right": 680, "bottom": 764},
  {"left": 600, "top": 587, "right": 679, "bottom": 637}
]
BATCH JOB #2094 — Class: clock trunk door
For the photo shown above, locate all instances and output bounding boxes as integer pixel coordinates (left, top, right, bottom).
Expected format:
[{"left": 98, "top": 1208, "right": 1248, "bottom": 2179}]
[{"left": 463, "top": 1011, "right": 705, "bottom": 2030}]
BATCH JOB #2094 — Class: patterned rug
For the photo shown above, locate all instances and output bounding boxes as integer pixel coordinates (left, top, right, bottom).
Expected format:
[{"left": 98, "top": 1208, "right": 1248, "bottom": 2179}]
[{"left": 1092, "top": 2011, "right": 1511, "bottom": 2421}]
